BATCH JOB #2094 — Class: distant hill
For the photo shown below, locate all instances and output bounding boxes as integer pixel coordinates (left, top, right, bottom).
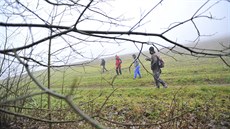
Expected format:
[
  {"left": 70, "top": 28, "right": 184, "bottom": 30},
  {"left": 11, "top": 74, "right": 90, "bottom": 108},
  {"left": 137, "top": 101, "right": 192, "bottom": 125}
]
[
  {"left": 162, "top": 36, "right": 230, "bottom": 56},
  {"left": 62, "top": 36, "right": 230, "bottom": 68},
  {"left": 187, "top": 36, "right": 230, "bottom": 50}
]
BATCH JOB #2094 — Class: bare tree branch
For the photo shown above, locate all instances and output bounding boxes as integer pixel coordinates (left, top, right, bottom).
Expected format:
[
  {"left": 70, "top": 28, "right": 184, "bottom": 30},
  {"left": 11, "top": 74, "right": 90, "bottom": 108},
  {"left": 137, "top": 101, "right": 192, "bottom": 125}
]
[{"left": 14, "top": 52, "right": 106, "bottom": 128}]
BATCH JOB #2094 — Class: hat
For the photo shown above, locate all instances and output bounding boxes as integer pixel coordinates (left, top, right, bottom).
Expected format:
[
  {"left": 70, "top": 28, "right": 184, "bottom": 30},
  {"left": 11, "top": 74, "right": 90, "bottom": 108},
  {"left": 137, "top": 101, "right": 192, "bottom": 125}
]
[
  {"left": 132, "top": 54, "right": 136, "bottom": 58},
  {"left": 149, "top": 46, "right": 155, "bottom": 54}
]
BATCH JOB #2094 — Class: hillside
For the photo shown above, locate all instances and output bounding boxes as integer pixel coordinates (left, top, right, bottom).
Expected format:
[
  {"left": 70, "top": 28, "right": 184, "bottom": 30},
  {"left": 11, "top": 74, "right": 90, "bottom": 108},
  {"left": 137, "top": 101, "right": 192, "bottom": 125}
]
[
  {"left": 189, "top": 36, "right": 230, "bottom": 50},
  {"left": 169, "top": 36, "right": 230, "bottom": 56},
  {"left": 1, "top": 39, "right": 230, "bottom": 129}
]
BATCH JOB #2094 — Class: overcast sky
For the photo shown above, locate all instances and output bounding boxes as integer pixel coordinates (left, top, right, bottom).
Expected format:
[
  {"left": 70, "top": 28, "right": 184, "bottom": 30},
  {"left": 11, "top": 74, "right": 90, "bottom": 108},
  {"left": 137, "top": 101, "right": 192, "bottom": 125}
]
[
  {"left": 0, "top": 0, "right": 229, "bottom": 79},
  {"left": 82, "top": 0, "right": 230, "bottom": 57},
  {"left": 0, "top": 0, "right": 229, "bottom": 61}
]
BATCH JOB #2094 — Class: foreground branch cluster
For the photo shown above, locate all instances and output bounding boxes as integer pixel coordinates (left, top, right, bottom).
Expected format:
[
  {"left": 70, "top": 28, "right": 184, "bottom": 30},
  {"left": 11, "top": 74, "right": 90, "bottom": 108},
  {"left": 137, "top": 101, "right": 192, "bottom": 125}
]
[{"left": 0, "top": 0, "right": 229, "bottom": 128}]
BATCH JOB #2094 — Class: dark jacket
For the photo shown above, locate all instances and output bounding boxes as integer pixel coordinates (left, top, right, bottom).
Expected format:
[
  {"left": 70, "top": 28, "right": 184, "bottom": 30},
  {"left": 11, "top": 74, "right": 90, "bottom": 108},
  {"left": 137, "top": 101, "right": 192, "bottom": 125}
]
[
  {"left": 101, "top": 59, "right": 105, "bottom": 66},
  {"left": 150, "top": 53, "right": 160, "bottom": 72}
]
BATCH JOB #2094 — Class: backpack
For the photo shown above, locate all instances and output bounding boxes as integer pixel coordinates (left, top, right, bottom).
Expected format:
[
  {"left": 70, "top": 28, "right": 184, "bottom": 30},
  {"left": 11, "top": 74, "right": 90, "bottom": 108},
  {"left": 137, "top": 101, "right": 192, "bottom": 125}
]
[
  {"left": 151, "top": 55, "right": 164, "bottom": 70},
  {"left": 157, "top": 56, "right": 164, "bottom": 68}
]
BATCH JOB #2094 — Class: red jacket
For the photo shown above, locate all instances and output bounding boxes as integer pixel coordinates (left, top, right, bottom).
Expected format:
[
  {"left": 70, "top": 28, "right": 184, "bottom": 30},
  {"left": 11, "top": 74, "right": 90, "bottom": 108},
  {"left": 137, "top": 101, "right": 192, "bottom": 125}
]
[{"left": 115, "top": 56, "right": 122, "bottom": 68}]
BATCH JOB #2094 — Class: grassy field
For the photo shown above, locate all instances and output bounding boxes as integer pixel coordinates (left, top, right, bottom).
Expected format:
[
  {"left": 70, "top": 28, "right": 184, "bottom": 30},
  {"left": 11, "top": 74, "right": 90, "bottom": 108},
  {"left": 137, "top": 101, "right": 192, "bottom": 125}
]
[
  {"left": 45, "top": 52, "right": 230, "bottom": 88},
  {"left": 26, "top": 52, "right": 230, "bottom": 128}
]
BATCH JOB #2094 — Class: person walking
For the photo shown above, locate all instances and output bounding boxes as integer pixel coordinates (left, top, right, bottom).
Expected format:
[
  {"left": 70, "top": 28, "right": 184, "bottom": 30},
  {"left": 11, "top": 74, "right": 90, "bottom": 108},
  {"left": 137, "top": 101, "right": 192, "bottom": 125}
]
[
  {"left": 100, "top": 58, "right": 108, "bottom": 73},
  {"left": 132, "top": 54, "right": 141, "bottom": 79},
  {"left": 115, "top": 55, "right": 122, "bottom": 75},
  {"left": 146, "top": 47, "right": 167, "bottom": 88}
]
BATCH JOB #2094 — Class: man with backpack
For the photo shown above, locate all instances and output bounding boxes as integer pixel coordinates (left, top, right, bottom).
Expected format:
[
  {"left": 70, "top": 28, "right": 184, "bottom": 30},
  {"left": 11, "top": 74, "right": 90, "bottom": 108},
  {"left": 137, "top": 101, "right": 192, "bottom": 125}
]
[{"left": 146, "top": 46, "right": 167, "bottom": 88}]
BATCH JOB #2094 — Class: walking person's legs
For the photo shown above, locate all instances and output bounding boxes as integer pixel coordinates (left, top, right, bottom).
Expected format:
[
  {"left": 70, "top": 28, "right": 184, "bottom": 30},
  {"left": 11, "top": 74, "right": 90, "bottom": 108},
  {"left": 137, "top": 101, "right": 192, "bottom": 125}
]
[
  {"left": 158, "top": 77, "right": 167, "bottom": 88},
  {"left": 137, "top": 66, "right": 141, "bottom": 78},
  {"left": 104, "top": 66, "right": 108, "bottom": 71},
  {"left": 116, "top": 67, "right": 119, "bottom": 75},
  {"left": 134, "top": 67, "right": 138, "bottom": 79},
  {"left": 118, "top": 67, "right": 122, "bottom": 75},
  {"left": 134, "top": 66, "right": 141, "bottom": 78},
  {"left": 102, "top": 66, "right": 105, "bottom": 73},
  {"left": 153, "top": 73, "right": 160, "bottom": 88},
  {"left": 153, "top": 71, "right": 167, "bottom": 88},
  {"left": 103, "top": 65, "right": 107, "bottom": 73}
]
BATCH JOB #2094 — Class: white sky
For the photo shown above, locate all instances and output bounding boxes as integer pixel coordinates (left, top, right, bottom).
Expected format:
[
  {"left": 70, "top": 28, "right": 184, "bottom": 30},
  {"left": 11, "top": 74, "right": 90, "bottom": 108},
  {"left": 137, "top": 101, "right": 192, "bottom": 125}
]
[
  {"left": 83, "top": 0, "right": 230, "bottom": 57},
  {"left": 0, "top": 0, "right": 229, "bottom": 80},
  {"left": 0, "top": 0, "right": 229, "bottom": 62}
]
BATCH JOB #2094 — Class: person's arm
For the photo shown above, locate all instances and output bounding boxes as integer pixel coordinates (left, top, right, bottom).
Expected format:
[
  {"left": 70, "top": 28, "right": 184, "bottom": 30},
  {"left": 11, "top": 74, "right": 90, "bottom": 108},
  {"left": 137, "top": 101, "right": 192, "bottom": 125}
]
[
  {"left": 119, "top": 59, "right": 122, "bottom": 65},
  {"left": 145, "top": 57, "right": 151, "bottom": 61}
]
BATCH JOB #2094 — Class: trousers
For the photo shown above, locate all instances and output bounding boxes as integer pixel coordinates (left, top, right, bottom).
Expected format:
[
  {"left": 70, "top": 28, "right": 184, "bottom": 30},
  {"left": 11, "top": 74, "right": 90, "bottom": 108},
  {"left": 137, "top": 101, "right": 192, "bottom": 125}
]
[
  {"left": 134, "top": 65, "right": 141, "bottom": 79},
  {"left": 153, "top": 70, "right": 167, "bottom": 88}
]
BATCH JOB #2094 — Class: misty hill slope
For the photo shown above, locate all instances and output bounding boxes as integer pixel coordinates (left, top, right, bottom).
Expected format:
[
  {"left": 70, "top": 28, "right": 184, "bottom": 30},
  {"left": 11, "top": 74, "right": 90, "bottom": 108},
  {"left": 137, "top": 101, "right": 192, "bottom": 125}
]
[
  {"left": 149, "top": 36, "right": 228, "bottom": 60},
  {"left": 191, "top": 36, "right": 229, "bottom": 49},
  {"left": 18, "top": 36, "right": 229, "bottom": 88},
  {"left": 69, "top": 36, "right": 229, "bottom": 68}
]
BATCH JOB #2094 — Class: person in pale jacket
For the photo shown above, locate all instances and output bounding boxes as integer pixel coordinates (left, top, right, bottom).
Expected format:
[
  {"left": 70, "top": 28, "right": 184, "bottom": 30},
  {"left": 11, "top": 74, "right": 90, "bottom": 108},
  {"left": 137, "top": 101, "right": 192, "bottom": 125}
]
[{"left": 132, "top": 54, "right": 141, "bottom": 79}]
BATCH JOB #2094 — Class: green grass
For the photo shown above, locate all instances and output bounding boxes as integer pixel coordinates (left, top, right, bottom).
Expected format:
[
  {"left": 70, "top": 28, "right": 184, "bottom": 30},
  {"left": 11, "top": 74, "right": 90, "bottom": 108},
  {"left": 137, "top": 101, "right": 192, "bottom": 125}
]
[
  {"left": 28, "top": 85, "right": 230, "bottom": 128},
  {"left": 42, "top": 53, "right": 230, "bottom": 88},
  {"left": 22, "top": 53, "right": 230, "bottom": 128}
]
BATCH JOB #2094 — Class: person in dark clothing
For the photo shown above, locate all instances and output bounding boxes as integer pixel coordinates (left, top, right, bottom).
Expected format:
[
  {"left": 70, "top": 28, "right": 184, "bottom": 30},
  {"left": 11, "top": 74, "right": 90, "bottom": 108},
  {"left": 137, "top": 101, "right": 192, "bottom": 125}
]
[
  {"left": 100, "top": 58, "right": 108, "bottom": 73},
  {"left": 132, "top": 54, "right": 141, "bottom": 79},
  {"left": 146, "top": 47, "right": 167, "bottom": 88},
  {"left": 115, "top": 55, "right": 122, "bottom": 75}
]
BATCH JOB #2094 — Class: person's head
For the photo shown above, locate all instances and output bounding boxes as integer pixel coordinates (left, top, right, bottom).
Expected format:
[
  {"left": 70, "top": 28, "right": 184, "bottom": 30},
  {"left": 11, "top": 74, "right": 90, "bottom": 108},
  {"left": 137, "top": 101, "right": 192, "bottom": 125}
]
[
  {"left": 115, "top": 55, "right": 119, "bottom": 59},
  {"left": 132, "top": 54, "right": 136, "bottom": 59},
  {"left": 149, "top": 46, "right": 155, "bottom": 54}
]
